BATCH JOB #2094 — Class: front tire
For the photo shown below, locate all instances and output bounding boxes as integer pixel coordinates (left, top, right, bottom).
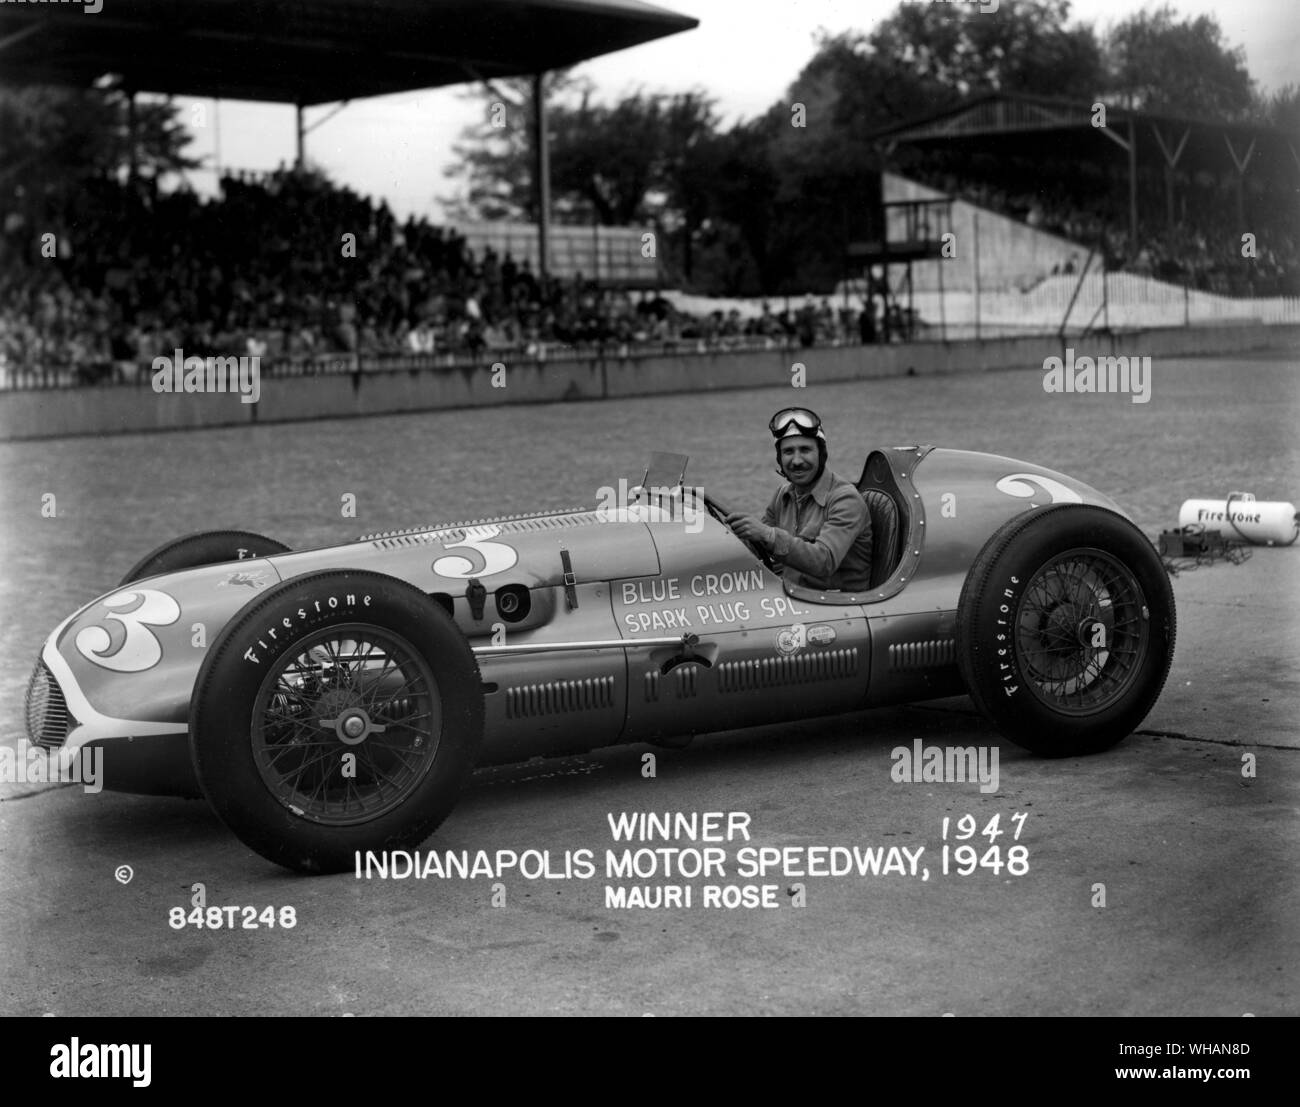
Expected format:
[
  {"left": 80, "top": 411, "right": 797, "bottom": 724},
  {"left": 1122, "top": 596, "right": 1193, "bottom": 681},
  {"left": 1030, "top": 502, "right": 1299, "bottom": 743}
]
[
  {"left": 957, "top": 505, "right": 1175, "bottom": 756},
  {"left": 190, "top": 569, "right": 484, "bottom": 873},
  {"left": 120, "top": 529, "right": 291, "bottom": 586}
]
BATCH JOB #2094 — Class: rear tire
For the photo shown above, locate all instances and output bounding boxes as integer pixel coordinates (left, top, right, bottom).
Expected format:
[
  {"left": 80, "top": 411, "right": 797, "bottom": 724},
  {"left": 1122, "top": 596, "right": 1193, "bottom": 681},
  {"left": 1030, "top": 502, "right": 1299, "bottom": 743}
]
[
  {"left": 957, "top": 506, "right": 1175, "bottom": 756},
  {"left": 189, "top": 569, "right": 483, "bottom": 873},
  {"left": 120, "top": 530, "right": 290, "bottom": 585}
]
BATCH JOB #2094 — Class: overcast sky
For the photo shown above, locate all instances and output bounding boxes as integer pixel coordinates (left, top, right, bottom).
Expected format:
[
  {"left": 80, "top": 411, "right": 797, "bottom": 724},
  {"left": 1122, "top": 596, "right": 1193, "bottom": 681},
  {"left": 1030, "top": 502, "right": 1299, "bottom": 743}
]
[{"left": 173, "top": 0, "right": 1300, "bottom": 221}]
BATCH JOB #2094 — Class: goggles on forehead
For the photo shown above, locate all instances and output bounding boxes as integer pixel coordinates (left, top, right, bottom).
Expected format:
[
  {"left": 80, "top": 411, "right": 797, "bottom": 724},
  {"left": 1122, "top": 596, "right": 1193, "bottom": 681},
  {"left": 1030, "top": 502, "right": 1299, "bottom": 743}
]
[{"left": 768, "top": 407, "right": 823, "bottom": 439}]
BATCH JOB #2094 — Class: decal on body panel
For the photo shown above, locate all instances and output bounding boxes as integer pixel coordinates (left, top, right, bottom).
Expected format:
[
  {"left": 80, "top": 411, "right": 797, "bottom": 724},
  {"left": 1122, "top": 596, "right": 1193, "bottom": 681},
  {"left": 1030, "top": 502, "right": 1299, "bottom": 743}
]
[
  {"left": 74, "top": 589, "right": 181, "bottom": 672},
  {"left": 995, "top": 473, "right": 1083, "bottom": 505},
  {"left": 218, "top": 569, "right": 271, "bottom": 589},
  {"left": 431, "top": 525, "right": 519, "bottom": 579},
  {"left": 776, "top": 624, "right": 807, "bottom": 656}
]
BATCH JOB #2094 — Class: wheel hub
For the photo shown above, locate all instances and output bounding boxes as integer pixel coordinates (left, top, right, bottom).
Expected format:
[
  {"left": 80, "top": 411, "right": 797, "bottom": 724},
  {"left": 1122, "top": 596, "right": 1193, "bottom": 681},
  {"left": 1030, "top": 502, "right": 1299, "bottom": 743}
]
[
  {"left": 249, "top": 622, "right": 445, "bottom": 828},
  {"left": 320, "top": 706, "right": 386, "bottom": 746},
  {"left": 315, "top": 686, "right": 357, "bottom": 717},
  {"left": 1076, "top": 617, "right": 1105, "bottom": 647},
  {"left": 1015, "top": 549, "right": 1147, "bottom": 714},
  {"left": 1038, "top": 602, "right": 1083, "bottom": 652}
]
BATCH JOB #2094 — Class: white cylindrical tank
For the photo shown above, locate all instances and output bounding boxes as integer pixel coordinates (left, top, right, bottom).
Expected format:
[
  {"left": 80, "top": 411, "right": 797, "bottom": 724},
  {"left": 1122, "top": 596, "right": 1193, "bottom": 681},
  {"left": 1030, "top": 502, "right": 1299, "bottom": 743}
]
[{"left": 1178, "top": 494, "right": 1299, "bottom": 545}]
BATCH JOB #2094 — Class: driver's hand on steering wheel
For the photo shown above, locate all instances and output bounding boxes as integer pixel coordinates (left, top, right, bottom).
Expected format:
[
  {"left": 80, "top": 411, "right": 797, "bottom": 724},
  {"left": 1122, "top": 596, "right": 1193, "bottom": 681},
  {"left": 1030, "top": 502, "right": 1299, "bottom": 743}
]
[{"left": 725, "top": 513, "right": 773, "bottom": 549}]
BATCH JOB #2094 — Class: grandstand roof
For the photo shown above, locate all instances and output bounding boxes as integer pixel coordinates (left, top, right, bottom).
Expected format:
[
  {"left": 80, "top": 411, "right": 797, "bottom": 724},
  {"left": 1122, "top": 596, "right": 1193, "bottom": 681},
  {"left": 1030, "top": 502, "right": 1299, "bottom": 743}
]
[
  {"left": 874, "top": 92, "right": 1298, "bottom": 178},
  {"left": 0, "top": 0, "right": 698, "bottom": 105}
]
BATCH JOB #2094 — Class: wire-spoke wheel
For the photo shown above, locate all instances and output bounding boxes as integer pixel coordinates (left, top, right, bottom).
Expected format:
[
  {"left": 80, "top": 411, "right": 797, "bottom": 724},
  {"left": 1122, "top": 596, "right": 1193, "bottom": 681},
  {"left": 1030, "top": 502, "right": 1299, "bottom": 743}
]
[
  {"left": 958, "top": 506, "right": 1175, "bottom": 756},
  {"left": 251, "top": 625, "right": 442, "bottom": 826},
  {"left": 191, "top": 570, "right": 483, "bottom": 872},
  {"left": 1015, "top": 550, "right": 1147, "bottom": 713}
]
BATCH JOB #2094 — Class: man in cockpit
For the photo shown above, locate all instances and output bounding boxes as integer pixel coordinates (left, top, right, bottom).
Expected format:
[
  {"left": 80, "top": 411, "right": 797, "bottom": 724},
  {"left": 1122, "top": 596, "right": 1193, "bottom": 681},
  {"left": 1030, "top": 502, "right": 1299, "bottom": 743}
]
[{"left": 726, "top": 407, "right": 873, "bottom": 591}]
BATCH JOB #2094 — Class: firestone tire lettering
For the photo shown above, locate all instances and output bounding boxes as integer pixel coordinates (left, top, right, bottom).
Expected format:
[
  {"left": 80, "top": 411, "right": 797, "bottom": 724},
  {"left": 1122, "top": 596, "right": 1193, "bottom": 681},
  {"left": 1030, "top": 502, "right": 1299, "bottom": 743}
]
[
  {"left": 956, "top": 505, "right": 1175, "bottom": 756},
  {"left": 189, "top": 568, "right": 484, "bottom": 874}
]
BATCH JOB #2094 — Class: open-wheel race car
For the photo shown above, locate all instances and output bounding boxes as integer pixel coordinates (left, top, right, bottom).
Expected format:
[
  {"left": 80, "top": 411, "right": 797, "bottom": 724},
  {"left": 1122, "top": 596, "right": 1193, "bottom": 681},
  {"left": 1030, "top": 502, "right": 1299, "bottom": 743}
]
[{"left": 24, "top": 446, "right": 1175, "bottom": 872}]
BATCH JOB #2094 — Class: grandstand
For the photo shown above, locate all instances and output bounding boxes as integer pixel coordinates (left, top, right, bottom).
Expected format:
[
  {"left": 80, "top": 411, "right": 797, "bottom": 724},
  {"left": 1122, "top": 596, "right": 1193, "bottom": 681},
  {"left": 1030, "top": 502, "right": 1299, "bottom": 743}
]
[
  {"left": 845, "top": 171, "right": 1300, "bottom": 339},
  {"left": 874, "top": 93, "right": 1299, "bottom": 298},
  {"left": 1, "top": 12, "right": 1297, "bottom": 399},
  {"left": 828, "top": 93, "right": 1299, "bottom": 340},
  {"left": 880, "top": 172, "right": 1088, "bottom": 294},
  {"left": 4, "top": 143, "right": 1296, "bottom": 387},
  {"left": 0, "top": 171, "right": 689, "bottom": 387},
  {"left": 0, "top": 0, "right": 698, "bottom": 387}
]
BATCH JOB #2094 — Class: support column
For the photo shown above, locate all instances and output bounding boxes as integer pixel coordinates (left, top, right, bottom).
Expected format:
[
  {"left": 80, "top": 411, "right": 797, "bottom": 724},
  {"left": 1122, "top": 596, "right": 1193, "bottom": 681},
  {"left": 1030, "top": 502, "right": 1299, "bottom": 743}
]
[
  {"left": 533, "top": 72, "right": 551, "bottom": 282},
  {"left": 1151, "top": 125, "right": 1190, "bottom": 232},
  {"left": 936, "top": 210, "right": 946, "bottom": 343},
  {"left": 295, "top": 102, "right": 305, "bottom": 170},
  {"left": 127, "top": 89, "right": 138, "bottom": 182},
  {"left": 213, "top": 99, "right": 222, "bottom": 179},
  {"left": 1223, "top": 135, "right": 1256, "bottom": 233},
  {"left": 1093, "top": 115, "right": 1136, "bottom": 257},
  {"left": 1128, "top": 120, "right": 1138, "bottom": 255}
]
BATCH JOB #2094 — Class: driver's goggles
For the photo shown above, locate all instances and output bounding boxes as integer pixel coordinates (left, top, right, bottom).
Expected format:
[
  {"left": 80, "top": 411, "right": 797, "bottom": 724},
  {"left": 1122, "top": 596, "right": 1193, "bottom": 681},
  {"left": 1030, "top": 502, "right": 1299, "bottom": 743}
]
[{"left": 768, "top": 407, "right": 823, "bottom": 438}]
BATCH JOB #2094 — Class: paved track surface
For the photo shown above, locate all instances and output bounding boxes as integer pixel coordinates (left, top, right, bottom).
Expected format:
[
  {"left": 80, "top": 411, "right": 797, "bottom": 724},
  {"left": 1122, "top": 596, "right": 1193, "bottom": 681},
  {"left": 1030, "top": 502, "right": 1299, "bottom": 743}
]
[{"left": 1, "top": 352, "right": 1296, "bottom": 1016}]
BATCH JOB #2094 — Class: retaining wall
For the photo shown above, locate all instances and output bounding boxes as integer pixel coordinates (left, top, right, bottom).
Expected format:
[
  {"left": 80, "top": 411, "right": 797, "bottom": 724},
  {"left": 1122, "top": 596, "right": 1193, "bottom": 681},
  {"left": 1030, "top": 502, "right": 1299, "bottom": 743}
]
[{"left": 2, "top": 323, "right": 1296, "bottom": 441}]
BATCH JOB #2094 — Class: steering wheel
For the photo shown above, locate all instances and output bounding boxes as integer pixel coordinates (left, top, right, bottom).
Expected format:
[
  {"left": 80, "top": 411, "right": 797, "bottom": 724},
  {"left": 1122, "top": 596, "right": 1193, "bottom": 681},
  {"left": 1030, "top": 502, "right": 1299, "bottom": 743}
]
[{"left": 702, "top": 491, "right": 780, "bottom": 573}]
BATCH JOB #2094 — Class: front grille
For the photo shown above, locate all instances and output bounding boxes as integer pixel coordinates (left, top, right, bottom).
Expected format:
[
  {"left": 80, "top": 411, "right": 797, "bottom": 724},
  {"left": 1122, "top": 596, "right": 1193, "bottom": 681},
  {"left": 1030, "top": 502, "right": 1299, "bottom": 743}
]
[{"left": 25, "top": 659, "right": 72, "bottom": 750}]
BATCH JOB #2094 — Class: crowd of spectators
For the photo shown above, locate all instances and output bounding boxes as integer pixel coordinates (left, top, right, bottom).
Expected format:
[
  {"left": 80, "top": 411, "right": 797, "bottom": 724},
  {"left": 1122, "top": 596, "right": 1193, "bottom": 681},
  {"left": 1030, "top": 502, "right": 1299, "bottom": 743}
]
[
  {"left": 0, "top": 170, "right": 714, "bottom": 381},
  {"left": 0, "top": 259, "right": 115, "bottom": 383},
  {"left": 0, "top": 169, "right": 898, "bottom": 383},
  {"left": 920, "top": 169, "right": 1299, "bottom": 295},
  {"left": 665, "top": 296, "right": 905, "bottom": 348},
  {"left": 2, "top": 162, "right": 1295, "bottom": 384}
]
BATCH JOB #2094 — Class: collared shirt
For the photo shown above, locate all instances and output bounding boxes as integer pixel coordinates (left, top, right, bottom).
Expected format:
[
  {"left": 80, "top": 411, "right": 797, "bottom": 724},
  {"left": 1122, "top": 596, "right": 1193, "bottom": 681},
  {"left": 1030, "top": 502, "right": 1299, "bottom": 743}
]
[{"left": 762, "top": 468, "right": 873, "bottom": 591}]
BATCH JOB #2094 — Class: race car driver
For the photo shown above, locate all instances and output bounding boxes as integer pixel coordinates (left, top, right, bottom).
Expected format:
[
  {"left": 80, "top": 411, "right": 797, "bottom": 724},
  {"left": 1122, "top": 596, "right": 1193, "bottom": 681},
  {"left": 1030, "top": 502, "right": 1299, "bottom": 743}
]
[{"left": 726, "top": 407, "right": 873, "bottom": 591}]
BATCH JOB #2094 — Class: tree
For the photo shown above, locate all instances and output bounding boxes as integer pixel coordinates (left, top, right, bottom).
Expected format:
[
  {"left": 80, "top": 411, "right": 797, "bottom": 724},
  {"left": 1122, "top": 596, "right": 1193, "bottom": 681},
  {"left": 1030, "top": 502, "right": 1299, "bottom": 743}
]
[
  {"left": 446, "top": 78, "right": 734, "bottom": 288},
  {"left": 0, "top": 82, "right": 199, "bottom": 204},
  {"left": 548, "top": 89, "right": 669, "bottom": 225},
  {"left": 698, "top": 3, "right": 1110, "bottom": 293},
  {"left": 440, "top": 71, "right": 591, "bottom": 222},
  {"left": 445, "top": 81, "right": 724, "bottom": 237},
  {"left": 1101, "top": 6, "right": 1254, "bottom": 120},
  {"left": 1251, "top": 83, "right": 1300, "bottom": 131},
  {"left": 645, "top": 91, "right": 724, "bottom": 280},
  {"left": 861, "top": 1, "right": 1102, "bottom": 104},
  {"left": 692, "top": 119, "right": 779, "bottom": 294}
]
